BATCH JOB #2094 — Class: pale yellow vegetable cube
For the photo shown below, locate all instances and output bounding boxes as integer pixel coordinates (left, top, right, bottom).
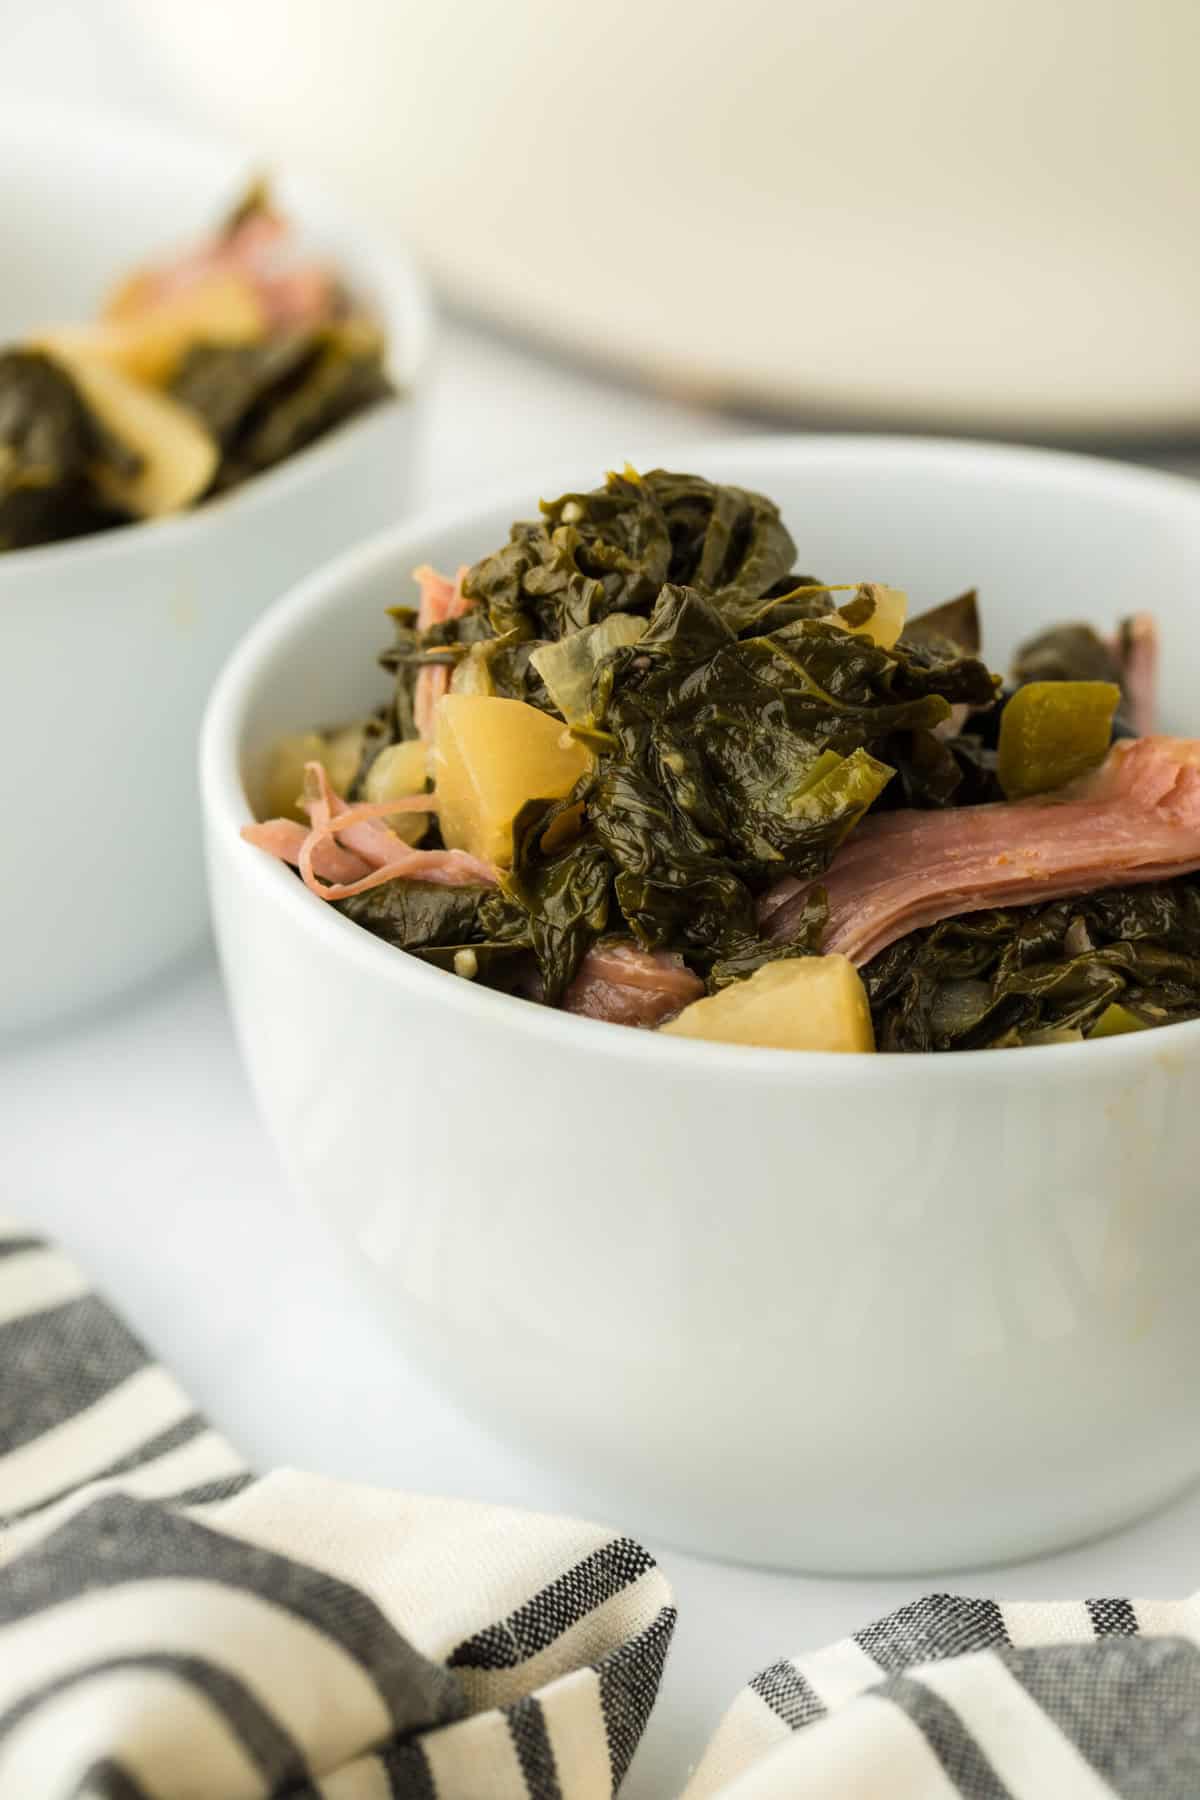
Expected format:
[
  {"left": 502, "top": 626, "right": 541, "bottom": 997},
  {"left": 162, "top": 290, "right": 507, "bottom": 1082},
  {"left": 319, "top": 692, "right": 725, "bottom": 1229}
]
[
  {"left": 323, "top": 722, "right": 370, "bottom": 797},
  {"left": 433, "top": 694, "right": 592, "bottom": 867},
  {"left": 40, "top": 273, "right": 266, "bottom": 388},
  {"left": 259, "top": 720, "right": 375, "bottom": 826},
  {"left": 830, "top": 582, "right": 907, "bottom": 650},
  {"left": 661, "top": 955, "right": 875, "bottom": 1052},
  {"left": 260, "top": 732, "right": 328, "bottom": 823},
  {"left": 362, "top": 739, "right": 431, "bottom": 846},
  {"left": 47, "top": 349, "right": 218, "bottom": 517}
]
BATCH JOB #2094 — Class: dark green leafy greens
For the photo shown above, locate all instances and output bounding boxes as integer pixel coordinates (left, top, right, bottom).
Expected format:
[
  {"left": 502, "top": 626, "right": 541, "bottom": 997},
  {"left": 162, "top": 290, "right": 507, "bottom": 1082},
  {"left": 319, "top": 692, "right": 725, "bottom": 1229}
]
[
  {"left": 170, "top": 321, "right": 391, "bottom": 493},
  {"left": 864, "top": 880, "right": 1200, "bottom": 1051},
  {"left": 376, "top": 470, "right": 999, "bottom": 999},
  {"left": 0, "top": 351, "right": 132, "bottom": 549},
  {"left": 581, "top": 581, "right": 991, "bottom": 963},
  {"left": 460, "top": 466, "right": 798, "bottom": 643},
  {"left": 334, "top": 880, "right": 534, "bottom": 991},
  {"left": 318, "top": 465, "right": 1197, "bottom": 1049},
  {"left": 0, "top": 191, "right": 394, "bottom": 553}
]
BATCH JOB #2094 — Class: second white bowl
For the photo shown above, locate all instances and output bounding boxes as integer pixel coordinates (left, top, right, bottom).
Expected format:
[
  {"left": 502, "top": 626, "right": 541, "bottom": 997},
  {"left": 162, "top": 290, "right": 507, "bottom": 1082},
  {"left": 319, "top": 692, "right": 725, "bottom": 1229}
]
[{"left": 0, "top": 104, "right": 431, "bottom": 1035}]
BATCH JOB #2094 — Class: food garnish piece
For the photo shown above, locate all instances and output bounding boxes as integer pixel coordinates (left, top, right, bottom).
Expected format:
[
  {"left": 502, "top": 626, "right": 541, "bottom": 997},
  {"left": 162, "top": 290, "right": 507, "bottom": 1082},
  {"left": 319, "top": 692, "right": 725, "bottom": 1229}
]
[
  {"left": 563, "top": 941, "right": 704, "bottom": 1026},
  {"left": 764, "top": 737, "right": 1200, "bottom": 967},
  {"left": 661, "top": 955, "right": 875, "bottom": 1051},
  {"left": 997, "top": 680, "right": 1120, "bottom": 799},
  {"left": 433, "top": 694, "right": 592, "bottom": 868}
]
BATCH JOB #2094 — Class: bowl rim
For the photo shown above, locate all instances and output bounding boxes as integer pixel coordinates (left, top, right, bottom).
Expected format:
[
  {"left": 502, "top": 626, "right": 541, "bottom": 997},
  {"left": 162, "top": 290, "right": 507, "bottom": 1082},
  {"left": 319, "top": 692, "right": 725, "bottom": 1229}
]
[
  {"left": 0, "top": 99, "right": 433, "bottom": 583},
  {"left": 201, "top": 430, "right": 1200, "bottom": 1083}
]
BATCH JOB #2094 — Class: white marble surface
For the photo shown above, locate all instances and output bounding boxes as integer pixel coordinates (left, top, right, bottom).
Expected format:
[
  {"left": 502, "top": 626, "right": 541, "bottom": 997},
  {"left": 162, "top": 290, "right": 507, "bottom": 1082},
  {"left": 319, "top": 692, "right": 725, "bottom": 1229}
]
[{"left": 6, "top": 8, "right": 1200, "bottom": 1791}]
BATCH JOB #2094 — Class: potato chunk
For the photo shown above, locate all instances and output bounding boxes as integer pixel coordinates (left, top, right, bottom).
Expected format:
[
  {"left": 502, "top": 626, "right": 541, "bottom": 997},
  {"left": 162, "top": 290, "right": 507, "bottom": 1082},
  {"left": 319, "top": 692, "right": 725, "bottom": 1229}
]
[
  {"left": 829, "top": 582, "right": 908, "bottom": 650},
  {"left": 258, "top": 719, "right": 376, "bottom": 826},
  {"left": 40, "top": 273, "right": 265, "bottom": 387},
  {"left": 47, "top": 349, "right": 218, "bottom": 516},
  {"left": 661, "top": 955, "right": 875, "bottom": 1052},
  {"left": 363, "top": 738, "right": 431, "bottom": 845},
  {"left": 433, "top": 694, "right": 592, "bottom": 867},
  {"left": 261, "top": 731, "right": 327, "bottom": 823}
]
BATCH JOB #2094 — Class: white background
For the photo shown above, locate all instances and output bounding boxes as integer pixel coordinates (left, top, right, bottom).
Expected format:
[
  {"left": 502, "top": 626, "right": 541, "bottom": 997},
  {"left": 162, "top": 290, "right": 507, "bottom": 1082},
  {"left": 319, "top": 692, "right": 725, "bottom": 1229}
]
[{"left": 5, "top": 5, "right": 1200, "bottom": 1794}]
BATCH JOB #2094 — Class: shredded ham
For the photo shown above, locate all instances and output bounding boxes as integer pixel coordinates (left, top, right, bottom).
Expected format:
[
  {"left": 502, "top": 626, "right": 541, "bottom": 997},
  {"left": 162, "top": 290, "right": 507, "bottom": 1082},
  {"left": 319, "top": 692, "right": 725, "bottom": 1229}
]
[
  {"left": 564, "top": 941, "right": 704, "bottom": 1027},
  {"left": 413, "top": 564, "right": 471, "bottom": 742},
  {"left": 763, "top": 737, "right": 1200, "bottom": 966},
  {"left": 241, "top": 761, "right": 497, "bottom": 901},
  {"left": 1112, "top": 613, "right": 1158, "bottom": 738},
  {"left": 240, "top": 817, "right": 371, "bottom": 887},
  {"left": 119, "top": 205, "right": 337, "bottom": 333}
]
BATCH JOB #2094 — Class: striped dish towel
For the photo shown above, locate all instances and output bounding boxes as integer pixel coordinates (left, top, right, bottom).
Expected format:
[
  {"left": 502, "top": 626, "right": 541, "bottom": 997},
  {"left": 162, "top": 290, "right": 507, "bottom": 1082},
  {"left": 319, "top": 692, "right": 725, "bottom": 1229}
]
[
  {"left": 686, "top": 1597, "right": 1200, "bottom": 1797},
  {"left": 5, "top": 1224, "right": 1200, "bottom": 1799},
  {"left": 0, "top": 1225, "right": 673, "bottom": 1797}
]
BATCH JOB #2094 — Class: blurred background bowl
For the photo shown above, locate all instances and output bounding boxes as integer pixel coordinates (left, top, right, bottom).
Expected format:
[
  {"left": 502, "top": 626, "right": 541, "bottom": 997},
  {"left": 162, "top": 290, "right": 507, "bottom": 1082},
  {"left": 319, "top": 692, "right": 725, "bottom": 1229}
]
[
  {"left": 0, "top": 102, "right": 431, "bottom": 1035},
  {"left": 128, "top": 0, "right": 1200, "bottom": 440}
]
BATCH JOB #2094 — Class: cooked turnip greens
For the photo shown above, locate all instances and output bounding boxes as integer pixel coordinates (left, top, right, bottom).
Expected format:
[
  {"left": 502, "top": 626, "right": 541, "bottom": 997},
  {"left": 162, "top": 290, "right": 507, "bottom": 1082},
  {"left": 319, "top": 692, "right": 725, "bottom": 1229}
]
[
  {"left": 0, "top": 184, "right": 391, "bottom": 551},
  {"left": 245, "top": 465, "right": 1200, "bottom": 1052}
]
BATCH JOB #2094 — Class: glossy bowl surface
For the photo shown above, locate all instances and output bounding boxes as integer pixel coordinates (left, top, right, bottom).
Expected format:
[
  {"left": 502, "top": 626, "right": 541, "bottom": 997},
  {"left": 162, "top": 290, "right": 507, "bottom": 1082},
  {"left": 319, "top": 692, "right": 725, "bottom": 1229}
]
[
  {"left": 203, "top": 436, "right": 1200, "bottom": 1570},
  {"left": 0, "top": 103, "right": 431, "bottom": 1033}
]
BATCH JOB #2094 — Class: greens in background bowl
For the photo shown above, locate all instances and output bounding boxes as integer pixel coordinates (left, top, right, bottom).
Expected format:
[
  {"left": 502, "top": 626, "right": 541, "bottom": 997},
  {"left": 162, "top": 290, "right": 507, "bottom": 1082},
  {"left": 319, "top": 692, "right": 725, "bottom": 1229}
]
[
  {"left": 202, "top": 436, "right": 1200, "bottom": 1572},
  {"left": 0, "top": 104, "right": 430, "bottom": 1034},
  {"left": 1, "top": 178, "right": 393, "bottom": 552}
]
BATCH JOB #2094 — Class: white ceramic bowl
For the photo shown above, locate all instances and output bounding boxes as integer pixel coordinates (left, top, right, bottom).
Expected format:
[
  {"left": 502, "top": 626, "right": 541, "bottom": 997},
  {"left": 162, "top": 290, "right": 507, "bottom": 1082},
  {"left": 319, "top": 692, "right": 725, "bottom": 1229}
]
[
  {"left": 203, "top": 437, "right": 1200, "bottom": 1573},
  {"left": 131, "top": 0, "right": 1200, "bottom": 436},
  {"left": 0, "top": 104, "right": 431, "bottom": 1034}
]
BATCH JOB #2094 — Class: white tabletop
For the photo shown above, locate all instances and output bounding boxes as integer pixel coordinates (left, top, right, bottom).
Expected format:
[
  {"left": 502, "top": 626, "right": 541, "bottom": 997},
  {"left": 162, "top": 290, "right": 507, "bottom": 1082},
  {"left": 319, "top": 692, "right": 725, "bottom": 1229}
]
[{"left": 5, "top": 12, "right": 1200, "bottom": 1790}]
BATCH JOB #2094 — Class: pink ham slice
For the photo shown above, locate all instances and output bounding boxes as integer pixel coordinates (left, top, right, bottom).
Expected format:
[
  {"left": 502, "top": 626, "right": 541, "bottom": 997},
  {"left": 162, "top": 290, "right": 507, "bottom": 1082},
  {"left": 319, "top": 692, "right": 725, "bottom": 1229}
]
[
  {"left": 763, "top": 736, "right": 1200, "bottom": 967},
  {"left": 120, "top": 204, "right": 337, "bottom": 333},
  {"left": 241, "top": 817, "right": 371, "bottom": 888},
  {"left": 413, "top": 564, "right": 471, "bottom": 742},
  {"left": 564, "top": 941, "right": 704, "bottom": 1026},
  {"left": 1113, "top": 613, "right": 1158, "bottom": 738},
  {"left": 241, "top": 762, "right": 497, "bottom": 900}
]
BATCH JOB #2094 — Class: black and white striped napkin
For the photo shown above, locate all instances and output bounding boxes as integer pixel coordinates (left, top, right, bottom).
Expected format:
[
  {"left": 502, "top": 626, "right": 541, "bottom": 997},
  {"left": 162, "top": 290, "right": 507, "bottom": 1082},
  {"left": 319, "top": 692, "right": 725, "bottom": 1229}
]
[{"left": 4, "top": 1221, "right": 1199, "bottom": 1799}]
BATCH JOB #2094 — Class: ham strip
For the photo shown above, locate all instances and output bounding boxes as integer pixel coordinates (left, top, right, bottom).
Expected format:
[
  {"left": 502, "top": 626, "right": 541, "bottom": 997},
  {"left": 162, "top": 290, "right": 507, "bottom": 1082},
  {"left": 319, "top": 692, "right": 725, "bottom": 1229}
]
[
  {"left": 1113, "top": 613, "right": 1158, "bottom": 738},
  {"left": 118, "top": 205, "right": 337, "bottom": 332},
  {"left": 564, "top": 941, "right": 704, "bottom": 1026},
  {"left": 242, "top": 761, "right": 497, "bottom": 901},
  {"left": 241, "top": 817, "right": 371, "bottom": 887},
  {"left": 764, "top": 737, "right": 1200, "bottom": 966},
  {"left": 413, "top": 564, "right": 471, "bottom": 742}
]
